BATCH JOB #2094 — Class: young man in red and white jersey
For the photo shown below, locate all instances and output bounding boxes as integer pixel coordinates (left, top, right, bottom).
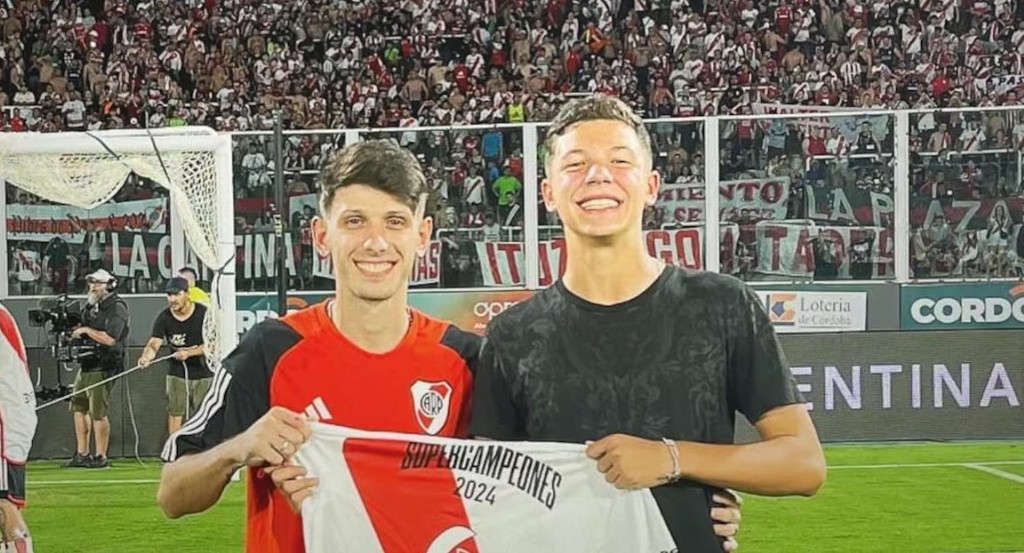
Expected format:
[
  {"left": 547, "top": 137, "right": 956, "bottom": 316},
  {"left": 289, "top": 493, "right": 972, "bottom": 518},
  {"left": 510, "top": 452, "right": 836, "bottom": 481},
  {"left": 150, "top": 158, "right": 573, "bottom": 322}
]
[
  {"left": 158, "top": 140, "right": 743, "bottom": 552},
  {"left": 0, "top": 303, "right": 36, "bottom": 553},
  {"left": 157, "top": 140, "right": 484, "bottom": 552}
]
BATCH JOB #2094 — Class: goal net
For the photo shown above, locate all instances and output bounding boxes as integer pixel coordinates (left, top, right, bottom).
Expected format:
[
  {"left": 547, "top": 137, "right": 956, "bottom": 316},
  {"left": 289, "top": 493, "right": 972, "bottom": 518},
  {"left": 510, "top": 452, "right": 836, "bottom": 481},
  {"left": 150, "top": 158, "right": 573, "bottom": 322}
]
[{"left": 0, "top": 127, "right": 237, "bottom": 370}]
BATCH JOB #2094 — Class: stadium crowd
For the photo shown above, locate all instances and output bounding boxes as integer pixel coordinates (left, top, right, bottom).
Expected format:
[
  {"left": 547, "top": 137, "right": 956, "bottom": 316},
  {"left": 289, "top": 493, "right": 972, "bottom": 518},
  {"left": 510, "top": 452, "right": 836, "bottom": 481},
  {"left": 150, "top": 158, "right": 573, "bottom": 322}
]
[{"left": 4, "top": 0, "right": 1024, "bottom": 293}]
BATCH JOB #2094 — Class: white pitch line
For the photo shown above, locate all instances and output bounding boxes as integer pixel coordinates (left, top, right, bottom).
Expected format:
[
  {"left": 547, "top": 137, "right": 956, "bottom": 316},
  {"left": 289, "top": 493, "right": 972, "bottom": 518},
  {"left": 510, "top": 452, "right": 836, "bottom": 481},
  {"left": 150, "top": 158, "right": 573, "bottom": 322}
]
[
  {"left": 829, "top": 460, "right": 1024, "bottom": 470},
  {"left": 962, "top": 463, "right": 1024, "bottom": 484},
  {"left": 26, "top": 461, "right": 1024, "bottom": 486},
  {"left": 28, "top": 477, "right": 158, "bottom": 485}
]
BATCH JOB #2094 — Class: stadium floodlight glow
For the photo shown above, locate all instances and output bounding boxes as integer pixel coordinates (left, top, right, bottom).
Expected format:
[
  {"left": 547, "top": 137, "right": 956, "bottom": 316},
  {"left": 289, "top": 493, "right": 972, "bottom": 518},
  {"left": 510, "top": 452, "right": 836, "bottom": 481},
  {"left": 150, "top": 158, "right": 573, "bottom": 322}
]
[{"left": 0, "top": 127, "right": 237, "bottom": 367}]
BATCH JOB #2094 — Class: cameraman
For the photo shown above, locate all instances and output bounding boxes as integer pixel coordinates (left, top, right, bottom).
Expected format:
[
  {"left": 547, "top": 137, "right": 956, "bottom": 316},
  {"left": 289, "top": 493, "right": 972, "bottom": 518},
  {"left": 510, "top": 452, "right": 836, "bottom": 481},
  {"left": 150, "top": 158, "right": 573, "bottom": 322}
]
[
  {"left": 63, "top": 269, "right": 129, "bottom": 470},
  {"left": 138, "top": 277, "right": 213, "bottom": 436}
]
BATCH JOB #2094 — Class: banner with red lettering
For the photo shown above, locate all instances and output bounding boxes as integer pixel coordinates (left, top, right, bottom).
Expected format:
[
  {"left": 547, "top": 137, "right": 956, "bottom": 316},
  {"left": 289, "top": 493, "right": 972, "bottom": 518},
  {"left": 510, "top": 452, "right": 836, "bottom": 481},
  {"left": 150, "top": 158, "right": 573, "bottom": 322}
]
[
  {"left": 6, "top": 198, "right": 168, "bottom": 244},
  {"left": 657, "top": 178, "right": 791, "bottom": 223},
  {"left": 473, "top": 227, "right": 739, "bottom": 287},
  {"left": 754, "top": 221, "right": 895, "bottom": 279},
  {"left": 97, "top": 232, "right": 442, "bottom": 287},
  {"left": 805, "top": 184, "right": 1023, "bottom": 231}
]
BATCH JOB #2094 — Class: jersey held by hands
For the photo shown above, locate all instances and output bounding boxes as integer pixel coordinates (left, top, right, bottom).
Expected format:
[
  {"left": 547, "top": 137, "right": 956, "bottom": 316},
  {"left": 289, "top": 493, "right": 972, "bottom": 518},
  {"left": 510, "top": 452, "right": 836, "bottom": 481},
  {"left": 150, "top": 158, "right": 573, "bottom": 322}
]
[{"left": 295, "top": 423, "right": 678, "bottom": 553}]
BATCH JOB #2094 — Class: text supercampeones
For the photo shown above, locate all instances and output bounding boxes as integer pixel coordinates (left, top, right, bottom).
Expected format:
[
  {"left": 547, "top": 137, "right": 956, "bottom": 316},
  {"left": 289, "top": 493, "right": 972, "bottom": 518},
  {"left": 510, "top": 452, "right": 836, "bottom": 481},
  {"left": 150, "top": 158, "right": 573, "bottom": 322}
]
[{"left": 400, "top": 442, "right": 563, "bottom": 509}]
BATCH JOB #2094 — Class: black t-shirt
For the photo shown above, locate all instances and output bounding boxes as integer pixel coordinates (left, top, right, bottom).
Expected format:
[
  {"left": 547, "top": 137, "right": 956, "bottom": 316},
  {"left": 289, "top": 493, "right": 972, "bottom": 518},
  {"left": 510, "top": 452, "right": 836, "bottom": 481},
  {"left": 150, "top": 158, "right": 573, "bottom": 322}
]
[
  {"left": 469, "top": 267, "right": 802, "bottom": 552},
  {"left": 80, "top": 294, "right": 130, "bottom": 372},
  {"left": 151, "top": 303, "right": 213, "bottom": 379}
]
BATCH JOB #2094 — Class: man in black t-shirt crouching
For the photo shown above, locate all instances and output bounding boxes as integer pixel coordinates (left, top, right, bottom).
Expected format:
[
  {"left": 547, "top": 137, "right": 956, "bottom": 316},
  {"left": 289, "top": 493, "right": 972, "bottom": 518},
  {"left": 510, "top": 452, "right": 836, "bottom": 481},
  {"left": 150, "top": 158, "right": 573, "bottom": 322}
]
[{"left": 139, "top": 277, "right": 213, "bottom": 436}]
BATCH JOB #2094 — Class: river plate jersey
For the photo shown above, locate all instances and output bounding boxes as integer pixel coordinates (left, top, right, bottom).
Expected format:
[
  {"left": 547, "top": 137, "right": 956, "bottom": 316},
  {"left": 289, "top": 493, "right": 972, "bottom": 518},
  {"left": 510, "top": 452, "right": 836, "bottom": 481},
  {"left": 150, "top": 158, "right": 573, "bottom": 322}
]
[
  {"left": 295, "top": 423, "right": 677, "bottom": 553},
  {"left": 470, "top": 267, "right": 804, "bottom": 552},
  {"left": 162, "top": 303, "right": 481, "bottom": 553}
]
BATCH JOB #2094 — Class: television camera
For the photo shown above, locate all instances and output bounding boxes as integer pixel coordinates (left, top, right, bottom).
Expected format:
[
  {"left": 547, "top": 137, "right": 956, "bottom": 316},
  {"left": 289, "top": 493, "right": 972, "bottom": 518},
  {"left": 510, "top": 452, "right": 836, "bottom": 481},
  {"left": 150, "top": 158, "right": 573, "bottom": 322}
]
[
  {"left": 29, "top": 296, "right": 100, "bottom": 402},
  {"left": 28, "top": 295, "right": 100, "bottom": 363}
]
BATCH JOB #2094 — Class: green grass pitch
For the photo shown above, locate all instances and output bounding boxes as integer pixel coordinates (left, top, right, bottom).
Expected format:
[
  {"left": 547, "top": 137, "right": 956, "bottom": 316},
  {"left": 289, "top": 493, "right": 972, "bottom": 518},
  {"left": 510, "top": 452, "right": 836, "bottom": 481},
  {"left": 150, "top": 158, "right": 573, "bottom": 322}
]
[{"left": 23, "top": 442, "right": 1024, "bottom": 552}]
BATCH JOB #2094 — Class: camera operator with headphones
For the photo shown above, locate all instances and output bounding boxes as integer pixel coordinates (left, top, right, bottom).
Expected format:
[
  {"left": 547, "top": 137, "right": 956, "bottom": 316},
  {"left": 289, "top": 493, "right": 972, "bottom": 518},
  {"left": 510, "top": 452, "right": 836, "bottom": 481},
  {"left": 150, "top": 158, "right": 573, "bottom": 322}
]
[{"left": 62, "top": 269, "right": 129, "bottom": 469}]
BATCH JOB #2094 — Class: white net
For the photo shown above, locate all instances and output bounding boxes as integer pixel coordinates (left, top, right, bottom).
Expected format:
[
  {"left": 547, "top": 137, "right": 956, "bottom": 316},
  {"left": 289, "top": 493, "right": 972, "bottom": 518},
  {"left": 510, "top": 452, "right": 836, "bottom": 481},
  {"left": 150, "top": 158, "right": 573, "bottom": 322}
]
[{"left": 0, "top": 129, "right": 231, "bottom": 370}]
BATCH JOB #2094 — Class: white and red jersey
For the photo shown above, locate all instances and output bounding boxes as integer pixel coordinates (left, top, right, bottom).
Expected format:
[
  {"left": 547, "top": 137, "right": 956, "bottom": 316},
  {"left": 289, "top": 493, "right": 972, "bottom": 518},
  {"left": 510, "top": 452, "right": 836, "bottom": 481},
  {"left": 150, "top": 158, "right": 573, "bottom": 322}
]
[
  {"left": 0, "top": 304, "right": 36, "bottom": 465},
  {"left": 295, "top": 424, "right": 676, "bottom": 553}
]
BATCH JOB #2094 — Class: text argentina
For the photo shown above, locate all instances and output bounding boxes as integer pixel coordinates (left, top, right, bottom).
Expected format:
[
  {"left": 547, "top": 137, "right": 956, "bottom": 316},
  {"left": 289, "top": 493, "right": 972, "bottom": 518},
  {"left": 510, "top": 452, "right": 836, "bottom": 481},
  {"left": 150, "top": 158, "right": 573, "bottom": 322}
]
[{"left": 401, "top": 442, "right": 562, "bottom": 509}]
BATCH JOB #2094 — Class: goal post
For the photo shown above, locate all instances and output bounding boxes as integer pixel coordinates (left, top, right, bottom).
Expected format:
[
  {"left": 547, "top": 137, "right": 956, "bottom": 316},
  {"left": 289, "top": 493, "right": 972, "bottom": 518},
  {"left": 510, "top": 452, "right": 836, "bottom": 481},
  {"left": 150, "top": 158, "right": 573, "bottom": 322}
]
[{"left": 0, "top": 126, "right": 237, "bottom": 369}]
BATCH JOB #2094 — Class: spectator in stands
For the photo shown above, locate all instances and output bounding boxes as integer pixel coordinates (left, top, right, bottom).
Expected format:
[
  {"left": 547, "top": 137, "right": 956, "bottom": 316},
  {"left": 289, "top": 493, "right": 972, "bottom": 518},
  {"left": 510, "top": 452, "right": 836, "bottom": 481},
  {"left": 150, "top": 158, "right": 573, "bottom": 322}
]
[{"left": 3, "top": 0, "right": 1024, "bottom": 287}]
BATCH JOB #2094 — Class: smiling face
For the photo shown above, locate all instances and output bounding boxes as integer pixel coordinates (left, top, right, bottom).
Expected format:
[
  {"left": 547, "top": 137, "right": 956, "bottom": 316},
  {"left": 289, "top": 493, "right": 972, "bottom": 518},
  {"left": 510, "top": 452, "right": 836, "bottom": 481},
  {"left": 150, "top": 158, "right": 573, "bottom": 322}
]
[
  {"left": 313, "top": 185, "right": 431, "bottom": 302},
  {"left": 312, "top": 140, "right": 432, "bottom": 303},
  {"left": 542, "top": 118, "right": 659, "bottom": 241}
]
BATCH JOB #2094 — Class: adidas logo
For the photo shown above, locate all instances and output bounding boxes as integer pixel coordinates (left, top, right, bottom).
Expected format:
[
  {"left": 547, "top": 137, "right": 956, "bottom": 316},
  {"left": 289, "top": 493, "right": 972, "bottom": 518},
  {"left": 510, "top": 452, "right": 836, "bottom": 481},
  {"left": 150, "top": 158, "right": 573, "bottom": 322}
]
[{"left": 304, "top": 396, "right": 333, "bottom": 422}]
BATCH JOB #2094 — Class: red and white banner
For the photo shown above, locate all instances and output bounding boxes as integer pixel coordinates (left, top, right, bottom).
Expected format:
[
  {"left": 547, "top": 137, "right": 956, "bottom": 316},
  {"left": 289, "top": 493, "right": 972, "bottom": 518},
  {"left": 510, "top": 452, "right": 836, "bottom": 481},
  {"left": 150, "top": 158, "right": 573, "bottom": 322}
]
[
  {"left": 750, "top": 102, "right": 891, "bottom": 144},
  {"left": 6, "top": 198, "right": 168, "bottom": 244},
  {"left": 657, "top": 178, "right": 791, "bottom": 223},
  {"left": 296, "top": 423, "right": 676, "bottom": 553},
  {"left": 754, "top": 221, "right": 895, "bottom": 279},
  {"left": 312, "top": 240, "right": 442, "bottom": 287},
  {"left": 474, "top": 227, "right": 739, "bottom": 287}
]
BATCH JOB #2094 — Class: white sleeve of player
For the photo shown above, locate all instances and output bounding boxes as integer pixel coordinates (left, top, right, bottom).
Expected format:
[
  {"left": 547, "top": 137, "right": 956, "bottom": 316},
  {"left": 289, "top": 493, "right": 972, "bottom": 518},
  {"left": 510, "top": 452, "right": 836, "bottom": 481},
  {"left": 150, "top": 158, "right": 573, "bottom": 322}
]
[{"left": 0, "top": 309, "right": 37, "bottom": 464}]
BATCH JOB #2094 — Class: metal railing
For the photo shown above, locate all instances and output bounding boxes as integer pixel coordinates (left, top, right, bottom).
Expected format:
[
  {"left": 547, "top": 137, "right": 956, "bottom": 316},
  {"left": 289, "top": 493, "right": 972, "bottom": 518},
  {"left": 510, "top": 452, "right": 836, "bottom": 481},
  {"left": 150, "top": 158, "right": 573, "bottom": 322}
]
[{"left": 2, "top": 106, "right": 1023, "bottom": 297}]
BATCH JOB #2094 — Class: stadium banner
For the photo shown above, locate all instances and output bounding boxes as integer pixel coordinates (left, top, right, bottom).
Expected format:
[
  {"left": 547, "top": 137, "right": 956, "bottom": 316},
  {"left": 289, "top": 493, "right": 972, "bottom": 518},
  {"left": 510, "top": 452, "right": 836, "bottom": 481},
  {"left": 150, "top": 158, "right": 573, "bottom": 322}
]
[
  {"left": 656, "top": 178, "right": 790, "bottom": 223},
  {"left": 753, "top": 221, "right": 894, "bottom": 279},
  {"left": 750, "top": 102, "right": 891, "bottom": 143},
  {"left": 754, "top": 290, "right": 867, "bottom": 333},
  {"left": 182, "top": 232, "right": 440, "bottom": 286},
  {"left": 901, "top": 282, "right": 1024, "bottom": 331},
  {"left": 6, "top": 198, "right": 168, "bottom": 244},
  {"left": 804, "top": 184, "right": 1023, "bottom": 230},
  {"left": 736, "top": 329, "right": 1024, "bottom": 442},
  {"left": 474, "top": 227, "right": 740, "bottom": 287},
  {"left": 235, "top": 283, "right": 885, "bottom": 340}
]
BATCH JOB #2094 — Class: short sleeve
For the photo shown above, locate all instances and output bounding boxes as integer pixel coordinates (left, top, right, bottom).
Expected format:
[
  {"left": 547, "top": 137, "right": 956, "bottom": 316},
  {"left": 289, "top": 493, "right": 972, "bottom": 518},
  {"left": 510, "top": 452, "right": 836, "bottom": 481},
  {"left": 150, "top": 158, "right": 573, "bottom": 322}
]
[
  {"left": 727, "top": 285, "right": 803, "bottom": 424},
  {"left": 468, "top": 334, "right": 527, "bottom": 440},
  {"left": 104, "top": 301, "right": 129, "bottom": 342},
  {"left": 150, "top": 311, "right": 168, "bottom": 340},
  {"left": 161, "top": 319, "right": 300, "bottom": 461}
]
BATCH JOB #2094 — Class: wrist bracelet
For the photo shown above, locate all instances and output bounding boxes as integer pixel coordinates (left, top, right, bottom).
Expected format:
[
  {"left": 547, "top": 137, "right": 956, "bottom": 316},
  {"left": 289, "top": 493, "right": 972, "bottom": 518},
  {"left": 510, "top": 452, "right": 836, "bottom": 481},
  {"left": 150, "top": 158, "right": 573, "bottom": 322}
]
[{"left": 661, "top": 437, "right": 682, "bottom": 483}]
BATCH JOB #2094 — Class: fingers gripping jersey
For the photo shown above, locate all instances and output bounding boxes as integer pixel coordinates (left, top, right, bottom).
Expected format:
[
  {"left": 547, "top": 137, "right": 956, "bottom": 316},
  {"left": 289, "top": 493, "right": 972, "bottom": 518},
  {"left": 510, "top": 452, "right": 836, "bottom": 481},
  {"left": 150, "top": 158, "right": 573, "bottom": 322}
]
[{"left": 295, "top": 424, "right": 678, "bottom": 553}]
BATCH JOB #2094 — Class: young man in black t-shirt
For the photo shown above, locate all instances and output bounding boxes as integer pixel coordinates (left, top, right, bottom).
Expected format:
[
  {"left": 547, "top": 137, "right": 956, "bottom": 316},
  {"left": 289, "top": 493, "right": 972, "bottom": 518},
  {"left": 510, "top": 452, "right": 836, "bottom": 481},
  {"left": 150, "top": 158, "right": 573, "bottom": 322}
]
[
  {"left": 470, "top": 96, "right": 826, "bottom": 553},
  {"left": 139, "top": 277, "right": 213, "bottom": 435}
]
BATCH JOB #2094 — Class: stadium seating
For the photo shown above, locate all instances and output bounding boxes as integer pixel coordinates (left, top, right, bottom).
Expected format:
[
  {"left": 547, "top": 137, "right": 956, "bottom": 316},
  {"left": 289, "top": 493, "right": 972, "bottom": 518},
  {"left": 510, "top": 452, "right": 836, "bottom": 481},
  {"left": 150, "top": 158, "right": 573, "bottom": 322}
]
[{"left": 2, "top": 0, "right": 1023, "bottom": 293}]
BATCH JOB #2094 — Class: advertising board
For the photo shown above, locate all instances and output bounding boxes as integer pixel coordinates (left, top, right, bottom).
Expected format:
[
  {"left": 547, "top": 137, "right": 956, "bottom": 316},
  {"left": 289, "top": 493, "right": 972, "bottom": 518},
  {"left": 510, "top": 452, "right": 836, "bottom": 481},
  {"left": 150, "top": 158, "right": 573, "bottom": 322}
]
[
  {"left": 901, "top": 282, "right": 1024, "bottom": 330},
  {"left": 750, "top": 329, "right": 1024, "bottom": 442},
  {"left": 753, "top": 290, "right": 867, "bottom": 333}
]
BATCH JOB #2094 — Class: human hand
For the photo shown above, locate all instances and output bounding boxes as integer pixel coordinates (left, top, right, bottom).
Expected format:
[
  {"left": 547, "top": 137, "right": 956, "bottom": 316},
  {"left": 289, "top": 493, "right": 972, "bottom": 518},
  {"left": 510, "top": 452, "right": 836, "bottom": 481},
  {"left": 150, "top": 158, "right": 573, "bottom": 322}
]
[
  {"left": 228, "top": 407, "right": 311, "bottom": 468},
  {"left": 711, "top": 489, "right": 742, "bottom": 552},
  {"left": 172, "top": 349, "right": 190, "bottom": 361},
  {"left": 264, "top": 462, "right": 319, "bottom": 514},
  {"left": 585, "top": 434, "right": 674, "bottom": 490},
  {"left": 71, "top": 327, "right": 89, "bottom": 339}
]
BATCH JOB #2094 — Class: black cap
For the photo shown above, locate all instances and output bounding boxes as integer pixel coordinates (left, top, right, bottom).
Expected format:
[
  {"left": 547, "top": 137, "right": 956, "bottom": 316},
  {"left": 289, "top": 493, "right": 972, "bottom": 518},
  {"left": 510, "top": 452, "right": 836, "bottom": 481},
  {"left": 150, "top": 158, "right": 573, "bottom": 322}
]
[{"left": 166, "top": 276, "right": 190, "bottom": 295}]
